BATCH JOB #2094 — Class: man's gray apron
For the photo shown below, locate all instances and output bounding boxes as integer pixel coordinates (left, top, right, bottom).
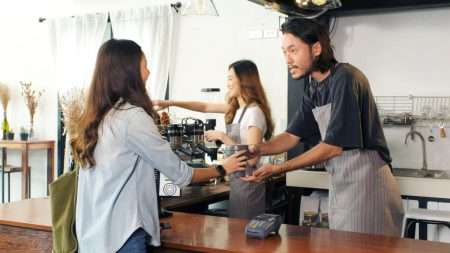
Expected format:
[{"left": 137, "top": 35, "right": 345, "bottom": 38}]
[
  {"left": 312, "top": 103, "right": 404, "bottom": 236},
  {"left": 227, "top": 106, "right": 266, "bottom": 219}
]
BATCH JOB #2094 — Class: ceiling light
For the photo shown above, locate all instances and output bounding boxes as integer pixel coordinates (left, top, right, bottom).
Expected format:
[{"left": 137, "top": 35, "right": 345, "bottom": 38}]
[{"left": 181, "top": 0, "right": 219, "bottom": 16}]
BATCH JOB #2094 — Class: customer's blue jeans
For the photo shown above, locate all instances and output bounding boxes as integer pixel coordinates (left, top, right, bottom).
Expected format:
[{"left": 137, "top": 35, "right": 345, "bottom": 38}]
[{"left": 117, "top": 228, "right": 151, "bottom": 253}]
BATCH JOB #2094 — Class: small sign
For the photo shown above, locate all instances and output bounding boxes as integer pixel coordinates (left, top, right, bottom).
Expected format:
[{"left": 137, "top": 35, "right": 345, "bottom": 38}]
[{"left": 159, "top": 173, "right": 181, "bottom": 197}]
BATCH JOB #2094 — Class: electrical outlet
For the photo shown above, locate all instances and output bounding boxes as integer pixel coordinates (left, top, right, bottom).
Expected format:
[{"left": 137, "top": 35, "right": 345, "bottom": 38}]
[
  {"left": 248, "top": 30, "right": 263, "bottom": 40},
  {"left": 263, "top": 29, "right": 278, "bottom": 39}
]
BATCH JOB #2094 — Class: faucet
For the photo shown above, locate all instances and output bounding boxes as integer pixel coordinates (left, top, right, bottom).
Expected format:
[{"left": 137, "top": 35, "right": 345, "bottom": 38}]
[{"left": 404, "top": 130, "right": 427, "bottom": 171}]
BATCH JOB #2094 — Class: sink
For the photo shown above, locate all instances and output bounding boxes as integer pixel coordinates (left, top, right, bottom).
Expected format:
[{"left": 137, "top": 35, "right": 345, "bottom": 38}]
[
  {"left": 392, "top": 168, "right": 450, "bottom": 179},
  {"left": 303, "top": 167, "right": 450, "bottom": 179}
]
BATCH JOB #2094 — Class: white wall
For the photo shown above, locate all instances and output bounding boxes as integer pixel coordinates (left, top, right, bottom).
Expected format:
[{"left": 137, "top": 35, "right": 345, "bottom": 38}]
[
  {"left": 0, "top": 16, "right": 56, "bottom": 200},
  {"left": 332, "top": 9, "right": 450, "bottom": 96}
]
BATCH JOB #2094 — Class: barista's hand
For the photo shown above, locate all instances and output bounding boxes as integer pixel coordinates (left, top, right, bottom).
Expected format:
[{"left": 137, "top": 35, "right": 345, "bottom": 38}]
[
  {"left": 242, "top": 164, "right": 281, "bottom": 182},
  {"left": 153, "top": 100, "right": 170, "bottom": 111},
  {"left": 248, "top": 144, "right": 261, "bottom": 158},
  {"left": 205, "top": 130, "right": 225, "bottom": 142},
  {"left": 222, "top": 150, "right": 247, "bottom": 174}
]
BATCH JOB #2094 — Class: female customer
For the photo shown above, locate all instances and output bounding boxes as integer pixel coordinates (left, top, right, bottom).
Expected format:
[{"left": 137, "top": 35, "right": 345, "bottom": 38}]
[
  {"left": 73, "top": 39, "right": 245, "bottom": 253},
  {"left": 154, "top": 60, "right": 274, "bottom": 219}
]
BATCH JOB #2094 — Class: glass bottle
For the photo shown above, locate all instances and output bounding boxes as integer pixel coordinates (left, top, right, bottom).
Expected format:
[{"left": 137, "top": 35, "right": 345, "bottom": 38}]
[{"left": 2, "top": 111, "right": 9, "bottom": 140}]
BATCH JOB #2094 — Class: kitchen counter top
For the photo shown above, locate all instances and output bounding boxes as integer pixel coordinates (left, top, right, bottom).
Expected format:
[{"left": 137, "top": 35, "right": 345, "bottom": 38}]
[{"left": 286, "top": 169, "right": 450, "bottom": 199}]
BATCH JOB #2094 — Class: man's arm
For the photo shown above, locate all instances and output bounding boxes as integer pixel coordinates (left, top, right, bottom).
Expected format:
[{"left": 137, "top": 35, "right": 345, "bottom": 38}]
[
  {"left": 257, "top": 132, "right": 300, "bottom": 156},
  {"left": 244, "top": 142, "right": 342, "bottom": 182},
  {"left": 276, "top": 142, "right": 342, "bottom": 173}
]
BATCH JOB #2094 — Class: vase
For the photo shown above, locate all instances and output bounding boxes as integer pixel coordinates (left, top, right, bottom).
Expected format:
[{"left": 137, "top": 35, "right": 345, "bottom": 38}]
[
  {"left": 2, "top": 111, "right": 9, "bottom": 140},
  {"left": 29, "top": 121, "right": 34, "bottom": 140}
]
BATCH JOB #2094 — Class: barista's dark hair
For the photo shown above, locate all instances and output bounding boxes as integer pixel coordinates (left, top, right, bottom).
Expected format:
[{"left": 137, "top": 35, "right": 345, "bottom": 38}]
[{"left": 281, "top": 18, "right": 337, "bottom": 73}]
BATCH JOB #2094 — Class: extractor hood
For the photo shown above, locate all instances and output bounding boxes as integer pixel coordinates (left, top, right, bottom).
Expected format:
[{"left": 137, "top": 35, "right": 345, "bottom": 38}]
[
  {"left": 248, "top": 0, "right": 450, "bottom": 17},
  {"left": 248, "top": 0, "right": 342, "bottom": 18}
]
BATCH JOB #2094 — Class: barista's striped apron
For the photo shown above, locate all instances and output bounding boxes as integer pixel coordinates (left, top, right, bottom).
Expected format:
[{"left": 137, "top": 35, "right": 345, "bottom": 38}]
[
  {"left": 312, "top": 103, "right": 404, "bottom": 236},
  {"left": 227, "top": 106, "right": 266, "bottom": 219}
]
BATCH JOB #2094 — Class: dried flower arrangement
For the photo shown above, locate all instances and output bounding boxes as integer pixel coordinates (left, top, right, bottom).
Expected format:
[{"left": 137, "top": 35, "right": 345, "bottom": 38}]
[
  {"left": 20, "top": 81, "right": 44, "bottom": 138},
  {"left": 60, "top": 88, "right": 85, "bottom": 140},
  {"left": 0, "top": 82, "right": 10, "bottom": 111}
]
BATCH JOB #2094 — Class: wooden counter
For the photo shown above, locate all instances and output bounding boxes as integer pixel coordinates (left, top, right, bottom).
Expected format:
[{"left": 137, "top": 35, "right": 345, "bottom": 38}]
[
  {"left": 1, "top": 198, "right": 450, "bottom": 253},
  {"left": 162, "top": 182, "right": 229, "bottom": 211},
  {"left": 159, "top": 212, "right": 450, "bottom": 253},
  {"left": 0, "top": 181, "right": 231, "bottom": 232}
]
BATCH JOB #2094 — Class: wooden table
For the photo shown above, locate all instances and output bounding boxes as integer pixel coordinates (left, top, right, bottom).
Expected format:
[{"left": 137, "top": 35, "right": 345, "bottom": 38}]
[
  {"left": 0, "top": 140, "right": 55, "bottom": 201},
  {"left": 1, "top": 199, "right": 450, "bottom": 253}
]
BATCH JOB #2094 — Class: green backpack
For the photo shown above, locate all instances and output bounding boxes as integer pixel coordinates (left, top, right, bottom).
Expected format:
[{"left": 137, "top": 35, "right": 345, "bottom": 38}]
[{"left": 49, "top": 168, "right": 78, "bottom": 253}]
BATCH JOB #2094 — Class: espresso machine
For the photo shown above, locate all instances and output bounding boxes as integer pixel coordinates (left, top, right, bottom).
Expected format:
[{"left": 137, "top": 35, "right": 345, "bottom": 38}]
[{"left": 164, "top": 117, "right": 220, "bottom": 168}]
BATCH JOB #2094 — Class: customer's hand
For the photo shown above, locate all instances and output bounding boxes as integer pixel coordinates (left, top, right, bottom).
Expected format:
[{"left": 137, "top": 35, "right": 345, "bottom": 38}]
[
  {"left": 222, "top": 150, "right": 247, "bottom": 174},
  {"left": 242, "top": 164, "right": 281, "bottom": 182},
  {"left": 153, "top": 100, "right": 170, "bottom": 111},
  {"left": 205, "top": 130, "right": 225, "bottom": 142}
]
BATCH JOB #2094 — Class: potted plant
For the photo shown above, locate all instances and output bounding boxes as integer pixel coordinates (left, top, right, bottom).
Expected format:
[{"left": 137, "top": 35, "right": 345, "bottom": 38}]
[
  {"left": 20, "top": 127, "right": 29, "bottom": 141},
  {"left": 7, "top": 129, "right": 14, "bottom": 140},
  {"left": 20, "top": 82, "right": 44, "bottom": 139}
]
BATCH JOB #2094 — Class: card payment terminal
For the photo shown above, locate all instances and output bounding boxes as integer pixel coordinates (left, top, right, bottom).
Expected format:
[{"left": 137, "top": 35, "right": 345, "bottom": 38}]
[{"left": 245, "top": 214, "right": 282, "bottom": 239}]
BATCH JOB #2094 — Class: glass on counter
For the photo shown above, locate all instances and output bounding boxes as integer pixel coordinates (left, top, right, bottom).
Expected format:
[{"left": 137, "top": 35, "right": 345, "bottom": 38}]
[{"left": 303, "top": 211, "right": 320, "bottom": 227}]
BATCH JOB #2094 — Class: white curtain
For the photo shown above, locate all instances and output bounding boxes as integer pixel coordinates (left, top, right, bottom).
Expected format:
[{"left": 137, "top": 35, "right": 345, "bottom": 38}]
[
  {"left": 110, "top": 4, "right": 178, "bottom": 100},
  {"left": 49, "top": 13, "right": 109, "bottom": 92},
  {"left": 48, "top": 13, "right": 109, "bottom": 172}
]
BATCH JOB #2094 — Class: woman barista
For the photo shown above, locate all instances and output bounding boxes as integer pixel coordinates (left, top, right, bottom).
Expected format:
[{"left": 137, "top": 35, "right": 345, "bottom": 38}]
[{"left": 154, "top": 60, "right": 274, "bottom": 219}]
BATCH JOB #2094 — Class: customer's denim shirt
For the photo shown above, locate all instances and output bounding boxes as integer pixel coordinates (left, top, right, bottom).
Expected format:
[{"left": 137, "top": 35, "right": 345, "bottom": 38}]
[{"left": 75, "top": 103, "right": 193, "bottom": 253}]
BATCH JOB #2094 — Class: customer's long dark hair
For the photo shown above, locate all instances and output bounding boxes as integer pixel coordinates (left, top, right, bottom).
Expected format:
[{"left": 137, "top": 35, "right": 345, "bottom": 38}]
[
  {"left": 72, "top": 39, "right": 158, "bottom": 168},
  {"left": 281, "top": 18, "right": 337, "bottom": 73}
]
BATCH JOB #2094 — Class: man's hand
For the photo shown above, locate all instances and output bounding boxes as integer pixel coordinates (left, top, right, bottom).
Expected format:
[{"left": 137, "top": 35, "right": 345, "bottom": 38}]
[
  {"left": 242, "top": 164, "right": 282, "bottom": 183},
  {"left": 248, "top": 144, "right": 261, "bottom": 159}
]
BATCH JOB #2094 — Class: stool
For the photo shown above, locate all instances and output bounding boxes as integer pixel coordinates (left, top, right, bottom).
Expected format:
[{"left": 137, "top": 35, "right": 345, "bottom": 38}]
[
  {"left": 402, "top": 208, "right": 450, "bottom": 239},
  {"left": 0, "top": 165, "right": 31, "bottom": 203}
]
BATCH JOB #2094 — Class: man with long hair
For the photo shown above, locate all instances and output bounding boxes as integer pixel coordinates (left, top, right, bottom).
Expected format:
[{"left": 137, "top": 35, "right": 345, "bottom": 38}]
[{"left": 245, "top": 18, "right": 404, "bottom": 236}]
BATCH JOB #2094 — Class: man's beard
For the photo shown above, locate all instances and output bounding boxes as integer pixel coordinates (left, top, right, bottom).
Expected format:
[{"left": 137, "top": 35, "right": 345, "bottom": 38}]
[{"left": 293, "top": 56, "right": 317, "bottom": 80}]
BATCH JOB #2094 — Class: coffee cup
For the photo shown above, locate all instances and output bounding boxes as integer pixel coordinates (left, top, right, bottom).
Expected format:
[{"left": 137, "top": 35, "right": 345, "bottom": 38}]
[
  {"left": 223, "top": 144, "right": 249, "bottom": 177},
  {"left": 222, "top": 144, "right": 249, "bottom": 158}
]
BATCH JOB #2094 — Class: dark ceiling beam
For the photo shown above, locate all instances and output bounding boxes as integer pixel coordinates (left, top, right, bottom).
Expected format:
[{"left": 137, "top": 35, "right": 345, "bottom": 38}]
[{"left": 246, "top": 0, "right": 450, "bottom": 17}]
